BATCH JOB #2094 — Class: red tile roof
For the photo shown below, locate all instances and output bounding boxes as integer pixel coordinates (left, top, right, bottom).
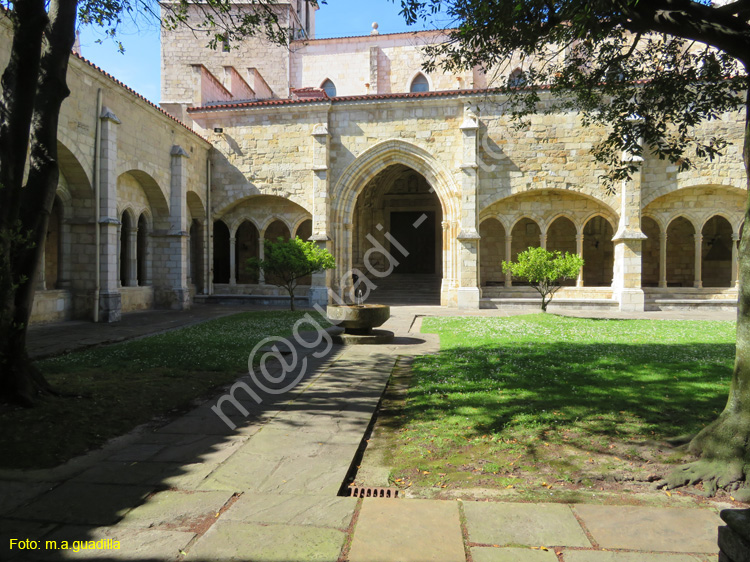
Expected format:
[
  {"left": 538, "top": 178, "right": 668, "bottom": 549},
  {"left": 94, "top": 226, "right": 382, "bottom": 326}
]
[
  {"left": 187, "top": 87, "right": 513, "bottom": 112},
  {"left": 71, "top": 52, "right": 208, "bottom": 142}
]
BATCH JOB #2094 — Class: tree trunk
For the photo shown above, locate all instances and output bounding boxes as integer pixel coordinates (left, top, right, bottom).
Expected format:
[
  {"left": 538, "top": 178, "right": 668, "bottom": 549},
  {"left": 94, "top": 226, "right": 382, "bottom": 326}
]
[
  {"left": 0, "top": 0, "right": 78, "bottom": 406},
  {"left": 667, "top": 83, "right": 750, "bottom": 499}
]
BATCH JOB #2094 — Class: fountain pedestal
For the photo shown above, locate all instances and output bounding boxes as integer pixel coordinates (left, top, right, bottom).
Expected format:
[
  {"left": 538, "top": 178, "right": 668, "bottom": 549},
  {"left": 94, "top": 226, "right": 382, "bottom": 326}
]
[{"left": 327, "top": 304, "right": 394, "bottom": 345}]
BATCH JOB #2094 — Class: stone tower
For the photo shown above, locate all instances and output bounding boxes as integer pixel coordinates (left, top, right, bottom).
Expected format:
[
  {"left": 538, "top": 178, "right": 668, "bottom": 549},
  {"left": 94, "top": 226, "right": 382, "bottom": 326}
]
[{"left": 160, "top": 0, "right": 318, "bottom": 122}]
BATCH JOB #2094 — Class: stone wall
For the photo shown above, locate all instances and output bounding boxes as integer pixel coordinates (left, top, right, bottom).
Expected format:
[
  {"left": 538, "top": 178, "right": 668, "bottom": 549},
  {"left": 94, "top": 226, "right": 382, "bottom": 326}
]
[
  {"left": 1, "top": 17, "right": 212, "bottom": 323},
  {"left": 290, "top": 31, "right": 468, "bottom": 96},
  {"left": 160, "top": 2, "right": 298, "bottom": 107}
]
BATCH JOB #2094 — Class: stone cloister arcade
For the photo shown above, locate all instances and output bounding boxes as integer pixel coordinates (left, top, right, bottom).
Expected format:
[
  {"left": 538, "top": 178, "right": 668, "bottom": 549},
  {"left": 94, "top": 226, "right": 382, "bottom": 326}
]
[
  {"left": 35, "top": 128, "right": 746, "bottom": 323},
  {"left": 210, "top": 195, "right": 314, "bottom": 294}
]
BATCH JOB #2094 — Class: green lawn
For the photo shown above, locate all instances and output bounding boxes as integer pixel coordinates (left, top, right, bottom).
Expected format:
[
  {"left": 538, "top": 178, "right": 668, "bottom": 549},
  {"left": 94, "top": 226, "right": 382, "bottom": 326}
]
[
  {"left": 0, "top": 311, "right": 325, "bottom": 469},
  {"left": 384, "top": 314, "right": 735, "bottom": 500}
]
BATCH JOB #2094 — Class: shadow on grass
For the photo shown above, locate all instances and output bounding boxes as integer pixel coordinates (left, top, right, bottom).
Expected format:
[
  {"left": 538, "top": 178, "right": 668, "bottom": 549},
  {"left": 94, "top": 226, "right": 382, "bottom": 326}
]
[{"left": 385, "top": 341, "right": 733, "bottom": 448}]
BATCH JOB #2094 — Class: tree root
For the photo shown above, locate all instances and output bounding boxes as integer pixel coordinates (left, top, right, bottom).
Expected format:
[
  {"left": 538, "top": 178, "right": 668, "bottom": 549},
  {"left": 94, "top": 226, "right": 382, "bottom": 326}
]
[
  {"left": 0, "top": 353, "right": 59, "bottom": 406},
  {"left": 658, "top": 459, "right": 746, "bottom": 497}
]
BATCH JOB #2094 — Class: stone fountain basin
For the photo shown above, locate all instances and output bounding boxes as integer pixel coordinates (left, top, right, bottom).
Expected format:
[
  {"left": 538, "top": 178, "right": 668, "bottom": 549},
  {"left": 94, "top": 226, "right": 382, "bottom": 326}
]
[{"left": 326, "top": 304, "right": 390, "bottom": 334}]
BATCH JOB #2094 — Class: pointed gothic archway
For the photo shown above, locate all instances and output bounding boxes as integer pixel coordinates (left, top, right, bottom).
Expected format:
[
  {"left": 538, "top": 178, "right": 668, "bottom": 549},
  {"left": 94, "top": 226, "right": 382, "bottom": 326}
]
[{"left": 331, "top": 139, "right": 461, "bottom": 305}]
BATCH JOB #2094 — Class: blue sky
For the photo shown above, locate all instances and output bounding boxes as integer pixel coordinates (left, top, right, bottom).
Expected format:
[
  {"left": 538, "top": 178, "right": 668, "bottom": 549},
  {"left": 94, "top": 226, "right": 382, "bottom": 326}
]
[{"left": 77, "top": 0, "right": 442, "bottom": 104}]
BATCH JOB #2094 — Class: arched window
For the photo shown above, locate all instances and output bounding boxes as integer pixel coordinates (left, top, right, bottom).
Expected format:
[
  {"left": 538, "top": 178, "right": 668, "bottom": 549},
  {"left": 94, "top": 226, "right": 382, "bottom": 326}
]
[
  {"left": 321, "top": 79, "right": 336, "bottom": 98},
  {"left": 508, "top": 68, "right": 526, "bottom": 88},
  {"left": 410, "top": 73, "right": 429, "bottom": 93},
  {"left": 137, "top": 213, "right": 149, "bottom": 286},
  {"left": 44, "top": 196, "right": 63, "bottom": 289},
  {"left": 190, "top": 219, "right": 205, "bottom": 292},
  {"left": 120, "top": 212, "right": 132, "bottom": 287},
  {"left": 213, "top": 221, "right": 230, "bottom": 284}
]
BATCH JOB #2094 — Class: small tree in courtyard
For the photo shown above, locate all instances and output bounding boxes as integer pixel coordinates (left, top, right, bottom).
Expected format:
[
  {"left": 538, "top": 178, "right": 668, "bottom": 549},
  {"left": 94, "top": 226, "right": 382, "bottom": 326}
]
[
  {"left": 502, "top": 247, "right": 584, "bottom": 312},
  {"left": 247, "top": 237, "right": 335, "bottom": 311}
]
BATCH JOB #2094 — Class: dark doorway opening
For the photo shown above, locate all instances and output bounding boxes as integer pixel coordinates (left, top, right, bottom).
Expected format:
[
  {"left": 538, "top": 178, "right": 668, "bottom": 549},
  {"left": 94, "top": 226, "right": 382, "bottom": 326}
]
[{"left": 390, "top": 211, "right": 437, "bottom": 274}]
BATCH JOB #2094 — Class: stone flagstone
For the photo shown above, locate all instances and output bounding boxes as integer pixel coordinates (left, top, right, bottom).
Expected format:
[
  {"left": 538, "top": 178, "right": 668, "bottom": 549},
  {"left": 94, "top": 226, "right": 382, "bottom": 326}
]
[
  {"left": 462, "top": 501, "right": 591, "bottom": 548},
  {"left": 573, "top": 504, "right": 722, "bottom": 553},
  {"left": 221, "top": 493, "right": 357, "bottom": 529},
  {"left": 116, "top": 490, "right": 234, "bottom": 530},
  {"left": 348, "top": 498, "right": 466, "bottom": 562},
  {"left": 187, "top": 520, "right": 346, "bottom": 562},
  {"left": 12, "top": 482, "right": 152, "bottom": 526},
  {"left": 561, "top": 551, "right": 712, "bottom": 562},
  {"left": 471, "top": 546, "right": 558, "bottom": 562}
]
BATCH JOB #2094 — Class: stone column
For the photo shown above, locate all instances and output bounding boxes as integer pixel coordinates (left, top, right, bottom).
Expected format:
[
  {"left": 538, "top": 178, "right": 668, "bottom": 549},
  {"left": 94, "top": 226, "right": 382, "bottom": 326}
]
[
  {"left": 540, "top": 232, "right": 547, "bottom": 250},
  {"left": 659, "top": 232, "right": 668, "bottom": 288},
  {"left": 440, "top": 220, "right": 451, "bottom": 302},
  {"left": 127, "top": 226, "right": 138, "bottom": 287},
  {"left": 258, "top": 236, "right": 265, "bottom": 285},
  {"left": 505, "top": 235, "right": 513, "bottom": 287},
  {"left": 310, "top": 122, "right": 332, "bottom": 307},
  {"left": 160, "top": 145, "right": 191, "bottom": 309},
  {"left": 98, "top": 108, "right": 122, "bottom": 322},
  {"left": 369, "top": 47, "right": 379, "bottom": 94},
  {"left": 576, "top": 233, "right": 584, "bottom": 287},
  {"left": 611, "top": 162, "right": 646, "bottom": 311},
  {"left": 229, "top": 236, "right": 237, "bottom": 285},
  {"left": 37, "top": 250, "right": 46, "bottom": 291},
  {"left": 116, "top": 223, "right": 122, "bottom": 287},
  {"left": 58, "top": 220, "right": 73, "bottom": 290},
  {"left": 733, "top": 233, "right": 740, "bottom": 289},
  {"left": 694, "top": 233, "right": 703, "bottom": 288},
  {"left": 457, "top": 104, "right": 481, "bottom": 309}
]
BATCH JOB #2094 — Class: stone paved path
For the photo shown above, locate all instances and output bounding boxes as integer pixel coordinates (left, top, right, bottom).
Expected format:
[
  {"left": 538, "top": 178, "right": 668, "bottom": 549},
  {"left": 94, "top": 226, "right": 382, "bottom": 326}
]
[{"left": 2, "top": 305, "right": 731, "bottom": 561}]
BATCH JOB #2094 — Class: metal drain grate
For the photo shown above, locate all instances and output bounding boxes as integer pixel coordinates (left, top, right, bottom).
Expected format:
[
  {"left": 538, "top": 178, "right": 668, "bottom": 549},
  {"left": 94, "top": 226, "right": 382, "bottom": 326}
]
[{"left": 349, "top": 486, "right": 400, "bottom": 498}]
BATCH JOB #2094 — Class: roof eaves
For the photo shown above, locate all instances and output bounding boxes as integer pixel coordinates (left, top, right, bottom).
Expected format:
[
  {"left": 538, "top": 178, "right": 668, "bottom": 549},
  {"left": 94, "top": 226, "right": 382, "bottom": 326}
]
[{"left": 72, "top": 52, "right": 209, "bottom": 143}]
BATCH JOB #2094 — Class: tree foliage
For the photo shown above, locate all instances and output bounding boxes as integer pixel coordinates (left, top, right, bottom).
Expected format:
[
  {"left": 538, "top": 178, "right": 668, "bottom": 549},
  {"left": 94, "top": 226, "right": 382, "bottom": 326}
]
[
  {"left": 0, "top": 0, "right": 310, "bottom": 406},
  {"left": 502, "top": 247, "right": 583, "bottom": 311},
  {"left": 247, "top": 237, "right": 335, "bottom": 311},
  {"left": 397, "top": 0, "right": 750, "bottom": 498},
  {"left": 400, "top": 0, "right": 747, "bottom": 188}
]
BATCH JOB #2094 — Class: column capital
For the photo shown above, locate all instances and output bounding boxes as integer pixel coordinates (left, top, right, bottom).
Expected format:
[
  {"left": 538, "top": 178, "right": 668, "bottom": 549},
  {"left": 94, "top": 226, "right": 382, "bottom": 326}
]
[
  {"left": 312, "top": 123, "right": 330, "bottom": 137},
  {"left": 460, "top": 104, "right": 479, "bottom": 131},
  {"left": 100, "top": 107, "right": 121, "bottom": 124},
  {"left": 171, "top": 145, "right": 190, "bottom": 158}
]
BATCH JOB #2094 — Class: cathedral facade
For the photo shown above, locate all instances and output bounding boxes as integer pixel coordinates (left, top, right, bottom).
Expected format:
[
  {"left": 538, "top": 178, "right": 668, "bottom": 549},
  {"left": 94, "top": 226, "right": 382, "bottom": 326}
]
[{"left": 14, "top": 1, "right": 748, "bottom": 323}]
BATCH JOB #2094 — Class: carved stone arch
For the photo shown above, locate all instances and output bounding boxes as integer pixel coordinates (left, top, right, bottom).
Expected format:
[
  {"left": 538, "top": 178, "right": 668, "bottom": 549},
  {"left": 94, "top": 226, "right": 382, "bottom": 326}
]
[
  {"left": 292, "top": 216, "right": 313, "bottom": 238},
  {"left": 581, "top": 211, "right": 617, "bottom": 233},
  {"left": 509, "top": 215, "right": 542, "bottom": 232},
  {"left": 542, "top": 212, "right": 578, "bottom": 236},
  {"left": 119, "top": 205, "right": 138, "bottom": 225},
  {"left": 641, "top": 213, "right": 666, "bottom": 234},
  {"left": 56, "top": 138, "right": 92, "bottom": 195},
  {"left": 119, "top": 169, "right": 170, "bottom": 225},
  {"left": 229, "top": 216, "right": 260, "bottom": 238},
  {"left": 699, "top": 211, "right": 738, "bottom": 233},
  {"left": 642, "top": 181, "right": 745, "bottom": 208},
  {"left": 666, "top": 213, "right": 699, "bottom": 233},
  {"left": 187, "top": 191, "right": 206, "bottom": 224},
  {"left": 54, "top": 184, "right": 74, "bottom": 222},
  {"left": 137, "top": 208, "right": 154, "bottom": 230},
  {"left": 333, "top": 139, "right": 459, "bottom": 226},
  {"left": 262, "top": 218, "right": 292, "bottom": 240}
]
